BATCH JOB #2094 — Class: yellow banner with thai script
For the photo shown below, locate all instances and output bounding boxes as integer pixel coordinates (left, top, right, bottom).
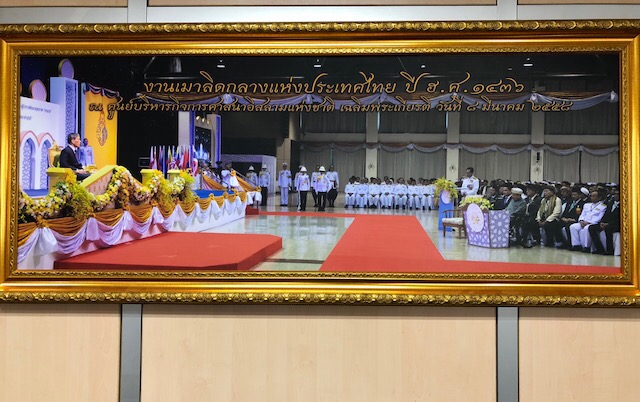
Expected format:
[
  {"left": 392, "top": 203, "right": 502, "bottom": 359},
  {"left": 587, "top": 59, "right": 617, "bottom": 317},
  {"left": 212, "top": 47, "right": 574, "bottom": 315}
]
[{"left": 83, "top": 90, "right": 118, "bottom": 167}]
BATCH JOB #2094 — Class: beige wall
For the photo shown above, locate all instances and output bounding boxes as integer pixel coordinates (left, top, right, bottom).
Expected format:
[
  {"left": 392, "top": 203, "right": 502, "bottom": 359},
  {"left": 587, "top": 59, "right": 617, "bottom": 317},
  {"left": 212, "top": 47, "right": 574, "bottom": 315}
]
[
  {"left": 520, "top": 308, "right": 640, "bottom": 402},
  {"left": 0, "top": 304, "right": 121, "bottom": 402},
  {"left": 3, "top": 304, "right": 640, "bottom": 402},
  {"left": 141, "top": 305, "right": 496, "bottom": 402}
]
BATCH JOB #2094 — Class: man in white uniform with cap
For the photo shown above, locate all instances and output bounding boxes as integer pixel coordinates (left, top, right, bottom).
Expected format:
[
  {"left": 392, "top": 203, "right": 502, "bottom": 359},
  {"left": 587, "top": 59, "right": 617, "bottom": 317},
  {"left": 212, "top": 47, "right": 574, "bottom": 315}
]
[
  {"left": 313, "top": 166, "right": 331, "bottom": 211},
  {"left": 258, "top": 164, "right": 270, "bottom": 206},
  {"left": 294, "top": 166, "right": 311, "bottom": 211},
  {"left": 278, "top": 162, "right": 292, "bottom": 206},
  {"left": 246, "top": 165, "right": 258, "bottom": 187}
]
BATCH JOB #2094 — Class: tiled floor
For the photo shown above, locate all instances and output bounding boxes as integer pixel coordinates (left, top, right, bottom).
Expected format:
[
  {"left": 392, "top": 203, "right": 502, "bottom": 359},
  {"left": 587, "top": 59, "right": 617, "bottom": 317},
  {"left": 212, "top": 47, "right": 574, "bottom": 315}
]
[{"left": 204, "top": 193, "right": 621, "bottom": 271}]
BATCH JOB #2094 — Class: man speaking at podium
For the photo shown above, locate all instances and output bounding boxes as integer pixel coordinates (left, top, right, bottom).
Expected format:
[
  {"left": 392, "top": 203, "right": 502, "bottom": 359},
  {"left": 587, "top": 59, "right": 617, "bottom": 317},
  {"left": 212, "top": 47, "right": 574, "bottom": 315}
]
[{"left": 59, "top": 133, "right": 90, "bottom": 180}]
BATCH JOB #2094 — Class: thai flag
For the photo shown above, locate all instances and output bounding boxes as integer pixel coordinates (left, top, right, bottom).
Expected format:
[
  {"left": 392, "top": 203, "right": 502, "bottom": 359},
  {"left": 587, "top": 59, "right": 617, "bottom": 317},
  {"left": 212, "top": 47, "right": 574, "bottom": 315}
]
[
  {"left": 149, "top": 146, "right": 157, "bottom": 170},
  {"left": 190, "top": 144, "right": 198, "bottom": 176},
  {"left": 181, "top": 145, "right": 189, "bottom": 170}
]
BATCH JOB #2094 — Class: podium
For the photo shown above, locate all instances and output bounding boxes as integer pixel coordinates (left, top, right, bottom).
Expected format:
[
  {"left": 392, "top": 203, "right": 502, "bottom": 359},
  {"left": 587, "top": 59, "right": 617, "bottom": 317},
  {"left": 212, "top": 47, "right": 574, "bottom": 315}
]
[{"left": 464, "top": 204, "right": 510, "bottom": 248}]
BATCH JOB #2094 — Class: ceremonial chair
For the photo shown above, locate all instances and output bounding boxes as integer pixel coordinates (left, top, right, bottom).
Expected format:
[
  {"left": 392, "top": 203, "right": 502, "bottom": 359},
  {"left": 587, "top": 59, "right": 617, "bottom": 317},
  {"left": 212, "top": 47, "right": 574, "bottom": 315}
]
[
  {"left": 46, "top": 142, "right": 74, "bottom": 191},
  {"left": 441, "top": 208, "right": 467, "bottom": 238}
]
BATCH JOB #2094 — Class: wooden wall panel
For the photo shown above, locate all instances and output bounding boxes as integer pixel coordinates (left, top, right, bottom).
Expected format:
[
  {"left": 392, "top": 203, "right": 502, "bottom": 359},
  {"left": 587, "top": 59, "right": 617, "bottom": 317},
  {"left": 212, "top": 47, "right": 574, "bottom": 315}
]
[
  {"left": 520, "top": 308, "right": 640, "bottom": 402},
  {"left": 0, "top": 304, "right": 121, "bottom": 402},
  {"left": 0, "top": 0, "right": 126, "bottom": 6},
  {"left": 141, "top": 305, "right": 496, "bottom": 402}
]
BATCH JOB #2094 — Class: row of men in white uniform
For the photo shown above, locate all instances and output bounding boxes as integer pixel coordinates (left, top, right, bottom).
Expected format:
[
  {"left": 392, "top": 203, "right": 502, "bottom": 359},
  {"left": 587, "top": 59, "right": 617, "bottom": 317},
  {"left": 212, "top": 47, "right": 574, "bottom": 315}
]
[{"left": 344, "top": 177, "right": 437, "bottom": 209}]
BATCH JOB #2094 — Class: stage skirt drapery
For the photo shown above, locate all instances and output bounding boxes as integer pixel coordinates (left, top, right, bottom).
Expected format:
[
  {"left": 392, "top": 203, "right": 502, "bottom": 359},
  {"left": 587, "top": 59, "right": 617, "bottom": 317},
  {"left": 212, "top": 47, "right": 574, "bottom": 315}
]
[{"left": 17, "top": 191, "right": 257, "bottom": 270}]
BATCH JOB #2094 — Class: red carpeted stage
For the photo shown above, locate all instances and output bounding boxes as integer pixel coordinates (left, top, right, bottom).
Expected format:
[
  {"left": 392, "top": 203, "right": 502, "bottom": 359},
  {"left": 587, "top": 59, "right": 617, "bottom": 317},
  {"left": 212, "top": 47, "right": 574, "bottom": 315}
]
[{"left": 54, "top": 232, "right": 282, "bottom": 271}]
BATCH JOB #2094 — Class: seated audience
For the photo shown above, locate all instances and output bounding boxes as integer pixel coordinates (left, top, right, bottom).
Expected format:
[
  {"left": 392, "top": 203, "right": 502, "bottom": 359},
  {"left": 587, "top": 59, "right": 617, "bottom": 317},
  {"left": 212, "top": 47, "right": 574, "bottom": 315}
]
[
  {"left": 588, "top": 187, "right": 620, "bottom": 255},
  {"left": 537, "top": 186, "right": 563, "bottom": 247},
  {"left": 569, "top": 188, "right": 608, "bottom": 252}
]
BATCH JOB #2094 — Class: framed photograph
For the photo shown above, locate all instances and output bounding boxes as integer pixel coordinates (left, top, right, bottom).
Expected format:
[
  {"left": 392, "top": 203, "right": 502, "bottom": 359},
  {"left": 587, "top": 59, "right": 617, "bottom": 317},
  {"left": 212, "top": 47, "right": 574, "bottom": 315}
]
[{"left": 0, "top": 21, "right": 638, "bottom": 305}]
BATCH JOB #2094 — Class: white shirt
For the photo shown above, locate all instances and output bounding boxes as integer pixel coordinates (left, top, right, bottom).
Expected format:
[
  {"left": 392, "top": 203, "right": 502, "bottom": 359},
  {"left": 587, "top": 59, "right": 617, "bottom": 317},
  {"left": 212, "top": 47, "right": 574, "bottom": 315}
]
[
  {"left": 258, "top": 171, "right": 270, "bottom": 187},
  {"left": 461, "top": 176, "right": 479, "bottom": 196},
  {"left": 344, "top": 183, "right": 356, "bottom": 195},
  {"left": 278, "top": 169, "right": 291, "bottom": 187},
  {"left": 393, "top": 184, "right": 408, "bottom": 196},
  {"left": 356, "top": 183, "right": 369, "bottom": 196},
  {"left": 314, "top": 174, "right": 331, "bottom": 192},
  {"left": 578, "top": 201, "right": 607, "bottom": 224},
  {"left": 326, "top": 171, "right": 339, "bottom": 189},
  {"left": 295, "top": 173, "right": 311, "bottom": 191},
  {"left": 368, "top": 183, "right": 381, "bottom": 196},
  {"left": 246, "top": 171, "right": 258, "bottom": 186}
]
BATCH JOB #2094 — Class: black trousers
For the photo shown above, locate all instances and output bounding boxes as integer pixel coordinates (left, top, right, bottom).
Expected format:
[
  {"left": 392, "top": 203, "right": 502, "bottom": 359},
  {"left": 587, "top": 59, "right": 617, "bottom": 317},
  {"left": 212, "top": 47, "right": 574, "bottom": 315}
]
[
  {"left": 589, "top": 224, "right": 619, "bottom": 253},
  {"left": 261, "top": 187, "right": 268, "bottom": 206},
  {"left": 317, "top": 191, "right": 327, "bottom": 211},
  {"left": 515, "top": 217, "right": 540, "bottom": 243},
  {"left": 298, "top": 191, "right": 308, "bottom": 211},
  {"left": 328, "top": 188, "right": 338, "bottom": 206},
  {"left": 311, "top": 189, "right": 318, "bottom": 206},
  {"left": 541, "top": 220, "right": 563, "bottom": 246}
]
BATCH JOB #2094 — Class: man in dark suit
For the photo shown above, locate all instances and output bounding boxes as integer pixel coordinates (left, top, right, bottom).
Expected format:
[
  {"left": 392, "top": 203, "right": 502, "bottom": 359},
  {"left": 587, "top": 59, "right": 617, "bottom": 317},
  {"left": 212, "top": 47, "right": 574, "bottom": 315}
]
[
  {"left": 494, "top": 185, "right": 512, "bottom": 210},
  {"left": 59, "top": 133, "right": 90, "bottom": 180},
  {"left": 558, "top": 186, "right": 585, "bottom": 248},
  {"left": 519, "top": 184, "right": 542, "bottom": 248},
  {"left": 588, "top": 188, "right": 620, "bottom": 255}
]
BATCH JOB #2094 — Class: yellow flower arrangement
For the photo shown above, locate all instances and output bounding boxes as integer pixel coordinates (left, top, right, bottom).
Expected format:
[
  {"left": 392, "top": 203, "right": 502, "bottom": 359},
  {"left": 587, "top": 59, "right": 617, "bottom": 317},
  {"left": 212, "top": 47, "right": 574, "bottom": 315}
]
[
  {"left": 433, "top": 177, "right": 458, "bottom": 199},
  {"left": 459, "top": 195, "right": 492, "bottom": 210},
  {"left": 18, "top": 166, "right": 198, "bottom": 222}
]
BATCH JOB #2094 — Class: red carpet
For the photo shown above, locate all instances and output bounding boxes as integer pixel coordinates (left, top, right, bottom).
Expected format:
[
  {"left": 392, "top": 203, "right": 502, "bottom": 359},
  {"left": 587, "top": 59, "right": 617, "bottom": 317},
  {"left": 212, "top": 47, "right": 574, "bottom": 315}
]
[
  {"left": 320, "top": 215, "right": 621, "bottom": 275},
  {"left": 54, "top": 232, "right": 282, "bottom": 271},
  {"left": 321, "top": 215, "right": 442, "bottom": 272}
]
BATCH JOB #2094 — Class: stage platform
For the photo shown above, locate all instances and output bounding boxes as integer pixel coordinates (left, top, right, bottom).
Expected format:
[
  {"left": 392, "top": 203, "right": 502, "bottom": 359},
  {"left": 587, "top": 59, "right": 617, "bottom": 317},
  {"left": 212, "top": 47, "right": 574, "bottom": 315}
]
[{"left": 54, "top": 232, "right": 282, "bottom": 271}]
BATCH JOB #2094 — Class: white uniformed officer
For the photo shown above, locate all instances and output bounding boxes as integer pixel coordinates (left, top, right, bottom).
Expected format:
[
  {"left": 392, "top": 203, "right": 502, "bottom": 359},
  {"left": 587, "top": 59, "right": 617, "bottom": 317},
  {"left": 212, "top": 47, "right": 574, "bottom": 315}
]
[
  {"left": 393, "top": 178, "right": 408, "bottom": 209},
  {"left": 246, "top": 165, "right": 258, "bottom": 187},
  {"left": 313, "top": 166, "right": 331, "bottom": 211},
  {"left": 344, "top": 177, "right": 356, "bottom": 208},
  {"left": 258, "top": 164, "right": 270, "bottom": 206},
  {"left": 461, "top": 167, "right": 480, "bottom": 197},
  {"left": 278, "top": 162, "right": 292, "bottom": 206},
  {"left": 295, "top": 166, "right": 311, "bottom": 211},
  {"left": 569, "top": 188, "right": 608, "bottom": 251}
]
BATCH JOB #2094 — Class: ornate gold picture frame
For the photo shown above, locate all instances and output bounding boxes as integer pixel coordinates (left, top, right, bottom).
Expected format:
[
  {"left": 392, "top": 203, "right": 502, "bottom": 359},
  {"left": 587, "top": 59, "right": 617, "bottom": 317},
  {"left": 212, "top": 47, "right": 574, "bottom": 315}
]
[{"left": 0, "top": 21, "right": 638, "bottom": 305}]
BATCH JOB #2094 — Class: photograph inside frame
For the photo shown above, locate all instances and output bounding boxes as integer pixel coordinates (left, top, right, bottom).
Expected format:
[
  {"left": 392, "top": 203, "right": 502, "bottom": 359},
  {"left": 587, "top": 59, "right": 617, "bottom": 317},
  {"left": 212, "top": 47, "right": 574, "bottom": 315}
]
[{"left": 16, "top": 51, "right": 621, "bottom": 276}]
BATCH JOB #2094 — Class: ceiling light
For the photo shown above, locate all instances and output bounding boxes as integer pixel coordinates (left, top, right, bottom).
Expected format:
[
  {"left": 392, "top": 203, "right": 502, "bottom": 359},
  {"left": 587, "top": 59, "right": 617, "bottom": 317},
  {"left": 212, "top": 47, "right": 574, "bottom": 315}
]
[
  {"left": 420, "top": 64, "right": 426, "bottom": 69},
  {"left": 313, "top": 59, "right": 322, "bottom": 68},
  {"left": 523, "top": 63, "right": 533, "bottom": 67},
  {"left": 217, "top": 59, "right": 225, "bottom": 69}
]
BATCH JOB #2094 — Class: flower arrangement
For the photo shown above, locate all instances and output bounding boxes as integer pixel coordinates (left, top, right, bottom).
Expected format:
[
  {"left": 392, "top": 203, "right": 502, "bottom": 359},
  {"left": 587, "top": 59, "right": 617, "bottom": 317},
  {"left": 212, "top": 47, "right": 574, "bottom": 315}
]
[
  {"left": 433, "top": 177, "right": 458, "bottom": 199},
  {"left": 64, "top": 181, "right": 94, "bottom": 220},
  {"left": 459, "top": 195, "right": 492, "bottom": 210},
  {"left": 18, "top": 166, "right": 197, "bottom": 223}
]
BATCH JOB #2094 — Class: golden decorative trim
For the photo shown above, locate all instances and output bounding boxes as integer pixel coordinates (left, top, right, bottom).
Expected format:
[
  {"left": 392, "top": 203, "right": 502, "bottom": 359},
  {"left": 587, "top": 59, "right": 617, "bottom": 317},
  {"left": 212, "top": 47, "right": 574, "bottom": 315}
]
[
  {"left": 8, "top": 269, "right": 628, "bottom": 282},
  {"left": 1, "top": 21, "right": 640, "bottom": 35},
  {"left": 11, "top": 46, "right": 628, "bottom": 57},
  {"left": 1, "top": 291, "right": 639, "bottom": 306}
]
